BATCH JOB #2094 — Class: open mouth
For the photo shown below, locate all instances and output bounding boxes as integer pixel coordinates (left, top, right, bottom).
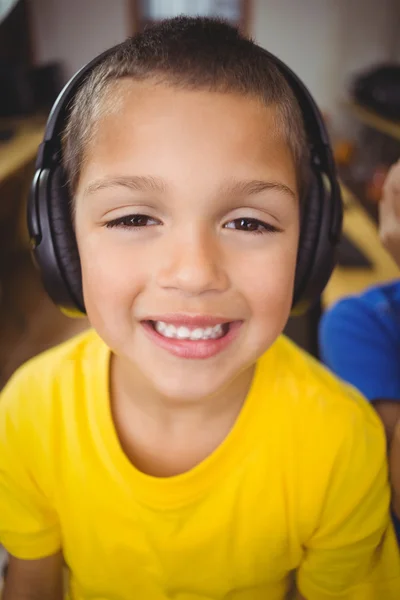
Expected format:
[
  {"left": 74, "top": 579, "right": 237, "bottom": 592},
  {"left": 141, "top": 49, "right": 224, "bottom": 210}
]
[{"left": 147, "top": 320, "right": 231, "bottom": 341}]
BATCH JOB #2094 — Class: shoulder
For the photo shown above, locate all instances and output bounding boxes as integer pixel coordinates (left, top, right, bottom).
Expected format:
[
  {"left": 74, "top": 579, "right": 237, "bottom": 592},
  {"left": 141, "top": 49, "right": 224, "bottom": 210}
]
[
  {"left": 320, "top": 280, "right": 400, "bottom": 342},
  {"left": 262, "top": 335, "right": 383, "bottom": 440},
  {"left": 262, "top": 338, "right": 388, "bottom": 507},
  {"left": 0, "top": 328, "right": 107, "bottom": 426},
  {"left": 0, "top": 329, "right": 109, "bottom": 509},
  {"left": 318, "top": 282, "right": 400, "bottom": 399}
]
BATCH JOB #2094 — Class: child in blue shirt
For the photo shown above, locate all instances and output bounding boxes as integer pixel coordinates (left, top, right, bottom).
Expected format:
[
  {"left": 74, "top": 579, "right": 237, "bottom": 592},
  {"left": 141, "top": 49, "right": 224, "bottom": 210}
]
[{"left": 320, "top": 159, "right": 400, "bottom": 532}]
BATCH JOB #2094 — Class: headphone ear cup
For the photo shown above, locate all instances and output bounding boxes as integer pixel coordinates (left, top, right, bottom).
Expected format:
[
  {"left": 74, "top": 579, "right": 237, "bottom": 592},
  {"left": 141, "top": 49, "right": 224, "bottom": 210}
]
[
  {"left": 292, "top": 170, "right": 335, "bottom": 315},
  {"left": 48, "top": 165, "right": 85, "bottom": 313}
]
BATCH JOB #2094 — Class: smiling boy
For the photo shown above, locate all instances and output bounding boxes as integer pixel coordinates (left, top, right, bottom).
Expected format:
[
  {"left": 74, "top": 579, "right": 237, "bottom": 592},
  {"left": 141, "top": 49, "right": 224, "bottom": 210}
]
[{"left": 1, "top": 17, "right": 400, "bottom": 600}]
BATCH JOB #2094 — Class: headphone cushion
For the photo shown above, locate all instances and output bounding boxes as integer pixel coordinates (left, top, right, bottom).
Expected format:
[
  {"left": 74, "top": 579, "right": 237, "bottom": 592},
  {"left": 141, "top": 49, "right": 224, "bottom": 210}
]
[
  {"left": 49, "top": 165, "right": 85, "bottom": 311},
  {"left": 293, "top": 170, "right": 323, "bottom": 307}
]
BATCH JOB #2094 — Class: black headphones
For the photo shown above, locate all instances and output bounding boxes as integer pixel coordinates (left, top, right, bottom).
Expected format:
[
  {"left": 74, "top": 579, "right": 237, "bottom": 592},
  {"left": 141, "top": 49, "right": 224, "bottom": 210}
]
[{"left": 28, "top": 44, "right": 343, "bottom": 318}]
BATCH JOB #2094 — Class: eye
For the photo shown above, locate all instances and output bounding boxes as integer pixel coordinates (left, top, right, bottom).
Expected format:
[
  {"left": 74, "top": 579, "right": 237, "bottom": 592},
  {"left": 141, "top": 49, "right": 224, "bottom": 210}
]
[
  {"left": 105, "top": 214, "right": 161, "bottom": 229},
  {"left": 224, "top": 217, "right": 280, "bottom": 235}
]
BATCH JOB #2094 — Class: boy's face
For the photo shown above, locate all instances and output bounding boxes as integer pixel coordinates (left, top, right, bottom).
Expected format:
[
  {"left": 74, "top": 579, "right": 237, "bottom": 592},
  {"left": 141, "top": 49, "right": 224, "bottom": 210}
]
[{"left": 75, "top": 81, "right": 300, "bottom": 401}]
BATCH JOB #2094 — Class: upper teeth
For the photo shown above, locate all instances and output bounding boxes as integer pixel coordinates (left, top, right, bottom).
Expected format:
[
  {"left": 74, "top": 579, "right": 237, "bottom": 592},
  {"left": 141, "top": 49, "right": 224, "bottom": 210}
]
[{"left": 154, "top": 321, "right": 225, "bottom": 340}]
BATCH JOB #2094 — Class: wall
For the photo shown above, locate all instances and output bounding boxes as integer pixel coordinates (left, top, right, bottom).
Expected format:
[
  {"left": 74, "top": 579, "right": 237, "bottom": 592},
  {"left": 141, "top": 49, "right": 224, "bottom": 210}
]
[
  {"left": 30, "top": 0, "right": 129, "bottom": 80},
  {"left": 251, "top": 0, "right": 398, "bottom": 132},
  {"left": 395, "top": 1, "right": 400, "bottom": 60},
  {"left": 30, "top": 0, "right": 399, "bottom": 130}
]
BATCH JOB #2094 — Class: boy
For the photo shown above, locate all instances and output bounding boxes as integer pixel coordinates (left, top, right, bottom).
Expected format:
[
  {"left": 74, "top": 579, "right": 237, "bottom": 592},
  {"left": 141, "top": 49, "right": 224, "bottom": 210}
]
[{"left": 1, "top": 17, "right": 400, "bottom": 600}]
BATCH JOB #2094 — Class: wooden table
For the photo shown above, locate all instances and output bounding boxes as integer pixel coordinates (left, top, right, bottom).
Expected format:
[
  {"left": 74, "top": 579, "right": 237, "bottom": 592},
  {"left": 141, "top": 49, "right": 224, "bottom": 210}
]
[
  {"left": 0, "top": 115, "right": 45, "bottom": 183},
  {"left": 323, "top": 183, "right": 399, "bottom": 307}
]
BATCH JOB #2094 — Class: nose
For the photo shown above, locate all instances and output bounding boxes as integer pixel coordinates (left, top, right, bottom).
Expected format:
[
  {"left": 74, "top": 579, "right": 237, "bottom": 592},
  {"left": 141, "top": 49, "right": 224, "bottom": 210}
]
[{"left": 156, "top": 227, "right": 229, "bottom": 296}]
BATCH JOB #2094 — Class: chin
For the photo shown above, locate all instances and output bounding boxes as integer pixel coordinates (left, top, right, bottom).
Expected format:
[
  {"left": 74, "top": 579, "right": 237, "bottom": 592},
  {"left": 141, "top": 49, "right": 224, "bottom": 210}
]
[{"left": 140, "top": 360, "right": 239, "bottom": 403}]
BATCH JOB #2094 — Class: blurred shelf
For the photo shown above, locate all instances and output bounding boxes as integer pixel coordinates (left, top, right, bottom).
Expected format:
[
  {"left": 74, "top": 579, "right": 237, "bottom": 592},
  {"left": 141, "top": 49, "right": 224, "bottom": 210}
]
[
  {"left": 323, "top": 183, "right": 398, "bottom": 307},
  {"left": 338, "top": 168, "right": 379, "bottom": 222},
  {"left": 345, "top": 101, "right": 400, "bottom": 142},
  {"left": 0, "top": 114, "right": 45, "bottom": 183}
]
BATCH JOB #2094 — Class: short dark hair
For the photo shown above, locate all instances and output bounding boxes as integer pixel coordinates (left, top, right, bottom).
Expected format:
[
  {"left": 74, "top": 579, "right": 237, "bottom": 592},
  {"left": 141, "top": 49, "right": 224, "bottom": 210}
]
[{"left": 62, "top": 16, "right": 310, "bottom": 197}]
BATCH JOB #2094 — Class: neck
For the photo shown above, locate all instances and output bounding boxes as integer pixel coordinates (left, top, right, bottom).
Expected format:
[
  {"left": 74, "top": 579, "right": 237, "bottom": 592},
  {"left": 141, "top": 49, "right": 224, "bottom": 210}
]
[{"left": 109, "top": 355, "right": 256, "bottom": 476}]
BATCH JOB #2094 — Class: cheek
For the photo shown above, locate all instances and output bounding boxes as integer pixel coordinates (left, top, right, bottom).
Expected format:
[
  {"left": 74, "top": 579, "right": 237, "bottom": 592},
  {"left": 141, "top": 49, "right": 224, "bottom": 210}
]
[
  {"left": 78, "top": 234, "right": 145, "bottom": 319},
  {"left": 232, "top": 235, "right": 298, "bottom": 321}
]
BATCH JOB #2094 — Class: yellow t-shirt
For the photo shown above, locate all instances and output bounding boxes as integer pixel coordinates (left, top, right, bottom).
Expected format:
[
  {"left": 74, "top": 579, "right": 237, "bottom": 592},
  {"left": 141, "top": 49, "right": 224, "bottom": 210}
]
[{"left": 0, "top": 330, "right": 400, "bottom": 599}]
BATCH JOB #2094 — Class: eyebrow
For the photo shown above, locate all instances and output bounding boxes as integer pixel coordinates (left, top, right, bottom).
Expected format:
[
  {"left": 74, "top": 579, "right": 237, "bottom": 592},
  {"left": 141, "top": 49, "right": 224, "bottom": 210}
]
[
  {"left": 84, "top": 175, "right": 166, "bottom": 196},
  {"left": 221, "top": 178, "right": 296, "bottom": 201},
  {"left": 83, "top": 175, "right": 296, "bottom": 201}
]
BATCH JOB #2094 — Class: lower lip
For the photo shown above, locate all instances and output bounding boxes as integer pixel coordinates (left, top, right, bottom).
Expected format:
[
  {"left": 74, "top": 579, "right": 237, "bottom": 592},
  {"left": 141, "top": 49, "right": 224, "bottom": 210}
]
[{"left": 141, "top": 321, "right": 242, "bottom": 359}]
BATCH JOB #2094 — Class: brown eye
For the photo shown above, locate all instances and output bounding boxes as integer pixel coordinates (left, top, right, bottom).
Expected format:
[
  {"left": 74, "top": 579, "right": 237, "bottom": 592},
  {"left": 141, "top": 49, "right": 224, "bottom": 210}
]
[
  {"left": 129, "top": 215, "right": 151, "bottom": 227},
  {"left": 224, "top": 218, "right": 279, "bottom": 234},
  {"left": 106, "top": 214, "right": 160, "bottom": 229},
  {"left": 238, "top": 218, "right": 261, "bottom": 232}
]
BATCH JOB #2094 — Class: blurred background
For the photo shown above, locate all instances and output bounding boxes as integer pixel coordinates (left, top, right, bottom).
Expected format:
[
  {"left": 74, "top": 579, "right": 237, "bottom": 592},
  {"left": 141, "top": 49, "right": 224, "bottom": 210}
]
[{"left": 0, "top": 0, "right": 399, "bottom": 387}]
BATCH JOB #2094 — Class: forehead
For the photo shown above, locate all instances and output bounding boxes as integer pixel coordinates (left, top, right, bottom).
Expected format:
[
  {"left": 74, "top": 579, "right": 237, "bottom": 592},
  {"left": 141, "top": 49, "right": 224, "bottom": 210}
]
[{"left": 78, "top": 80, "right": 297, "bottom": 194}]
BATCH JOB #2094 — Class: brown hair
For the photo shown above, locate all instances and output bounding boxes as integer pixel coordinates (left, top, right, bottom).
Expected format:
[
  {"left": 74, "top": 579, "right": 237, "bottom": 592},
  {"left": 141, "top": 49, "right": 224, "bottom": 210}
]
[{"left": 62, "top": 16, "right": 310, "bottom": 198}]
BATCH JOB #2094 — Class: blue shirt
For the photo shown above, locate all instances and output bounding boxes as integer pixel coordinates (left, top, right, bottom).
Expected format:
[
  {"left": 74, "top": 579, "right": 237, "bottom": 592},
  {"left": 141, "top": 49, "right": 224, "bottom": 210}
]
[
  {"left": 319, "top": 280, "right": 400, "bottom": 540},
  {"left": 319, "top": 281, "right": 400, "bottom": 401}
]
